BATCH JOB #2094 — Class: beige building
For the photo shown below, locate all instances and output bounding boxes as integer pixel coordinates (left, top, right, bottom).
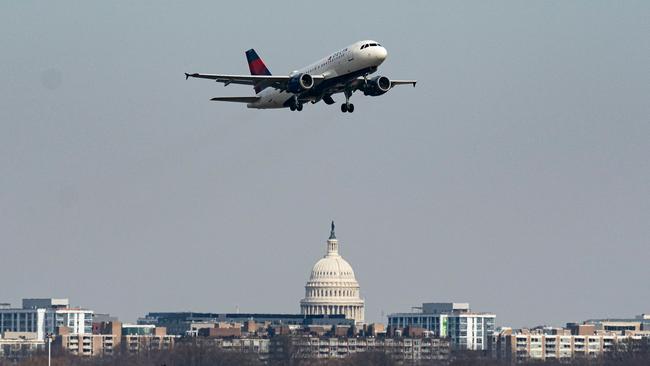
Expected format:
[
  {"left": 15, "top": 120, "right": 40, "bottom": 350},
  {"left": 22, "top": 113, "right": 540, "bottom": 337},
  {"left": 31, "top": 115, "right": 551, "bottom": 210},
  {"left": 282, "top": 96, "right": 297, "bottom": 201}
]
[
  {"left": 56, "top": 333, "right": 176, "bottom": 356},
  {"left": 495, "top": 330, "right": 647, "bottom": 362},
  {"left": 56, "top": 333, "right": 117, "bottom": 357},
  {"left": 55, "top": 322, "right": 176, "bottom": 357},
  {"left": 122, "top": 334, "right": 175, "bottom": 354},
  {"left": 0, "top": 332, "right": 44, "bottom": 361},
  {"left": 300, "top": 222, "right": 365, "bottom": 324}
]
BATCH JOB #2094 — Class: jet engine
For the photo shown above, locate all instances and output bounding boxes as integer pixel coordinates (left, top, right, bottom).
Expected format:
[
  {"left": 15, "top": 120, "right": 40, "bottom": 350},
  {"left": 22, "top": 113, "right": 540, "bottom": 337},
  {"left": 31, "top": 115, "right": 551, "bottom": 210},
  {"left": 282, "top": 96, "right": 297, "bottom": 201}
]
[
  {"left": 287, "top": 73, "right": 314, "bottom": 94},
  {"left": 362, "top": 75, "right": 391, "bottom": 96}
]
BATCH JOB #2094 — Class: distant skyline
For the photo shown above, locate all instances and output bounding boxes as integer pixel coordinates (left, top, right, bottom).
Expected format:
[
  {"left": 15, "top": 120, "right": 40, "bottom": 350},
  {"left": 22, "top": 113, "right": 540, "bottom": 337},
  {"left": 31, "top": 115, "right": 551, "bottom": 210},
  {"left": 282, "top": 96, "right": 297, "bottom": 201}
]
[{"left": 1, "top": 1, "right": 648, "bottom": 328}]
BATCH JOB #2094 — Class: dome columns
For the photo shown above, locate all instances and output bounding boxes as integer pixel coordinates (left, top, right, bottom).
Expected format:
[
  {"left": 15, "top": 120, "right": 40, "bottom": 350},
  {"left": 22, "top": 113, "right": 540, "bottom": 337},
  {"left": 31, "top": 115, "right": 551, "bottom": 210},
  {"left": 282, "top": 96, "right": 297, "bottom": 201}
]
[{"left": 300, "top": 303, "right": 364, "bottom": 321}]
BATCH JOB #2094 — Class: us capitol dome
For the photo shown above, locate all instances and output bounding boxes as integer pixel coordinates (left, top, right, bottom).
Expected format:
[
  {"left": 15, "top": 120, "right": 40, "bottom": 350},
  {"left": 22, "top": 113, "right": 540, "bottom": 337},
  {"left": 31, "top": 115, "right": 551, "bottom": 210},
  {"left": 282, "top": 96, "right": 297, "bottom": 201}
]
[{"left": 300, "top": 222, "right": 365, "bottom": 324}]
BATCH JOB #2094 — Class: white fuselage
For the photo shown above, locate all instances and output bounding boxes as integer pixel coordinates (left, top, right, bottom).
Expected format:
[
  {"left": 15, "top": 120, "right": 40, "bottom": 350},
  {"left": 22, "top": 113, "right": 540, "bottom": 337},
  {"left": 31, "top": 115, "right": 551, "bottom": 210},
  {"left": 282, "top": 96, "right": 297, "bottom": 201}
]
[{"left": 248, "top": 40, "right": 387, "bottom": 108}]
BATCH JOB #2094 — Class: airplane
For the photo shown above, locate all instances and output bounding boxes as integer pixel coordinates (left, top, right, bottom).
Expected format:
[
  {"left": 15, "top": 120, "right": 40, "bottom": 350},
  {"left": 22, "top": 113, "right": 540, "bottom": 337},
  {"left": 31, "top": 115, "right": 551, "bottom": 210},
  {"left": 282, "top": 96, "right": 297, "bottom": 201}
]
[{"left": 185, "top": 40, "right": 416, "bottom": 113}]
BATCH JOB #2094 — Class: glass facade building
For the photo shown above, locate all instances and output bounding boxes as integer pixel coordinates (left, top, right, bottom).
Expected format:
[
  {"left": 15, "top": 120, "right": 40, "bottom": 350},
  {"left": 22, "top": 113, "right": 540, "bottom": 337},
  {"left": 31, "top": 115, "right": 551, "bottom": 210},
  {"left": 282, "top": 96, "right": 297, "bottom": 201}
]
[
  {"left": 0, "top": 299, "right": 93, "bottom": 340},
  {"left": 388, "top": 303, "right": 496, "bottom": 351}
]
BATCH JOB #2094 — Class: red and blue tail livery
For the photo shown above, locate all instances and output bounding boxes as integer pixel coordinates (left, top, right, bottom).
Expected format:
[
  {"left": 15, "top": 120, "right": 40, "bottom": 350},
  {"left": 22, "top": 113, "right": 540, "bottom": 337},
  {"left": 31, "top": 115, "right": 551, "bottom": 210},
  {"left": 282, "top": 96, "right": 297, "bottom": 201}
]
[
  {"left": 246, "top": 49, "right": 271, "bottom": 76},
  {"left": 186, "top": 40, "right": 416, "bottom": 113},
  {"left": 246, "top": 49, "right": 271, "bottom": 93}
]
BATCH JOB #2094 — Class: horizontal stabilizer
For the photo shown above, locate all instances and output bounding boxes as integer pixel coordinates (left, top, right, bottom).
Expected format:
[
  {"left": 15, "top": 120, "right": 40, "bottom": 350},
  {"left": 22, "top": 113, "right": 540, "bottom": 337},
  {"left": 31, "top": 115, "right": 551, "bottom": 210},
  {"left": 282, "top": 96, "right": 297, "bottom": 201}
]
[{"left": 210, "top": 96, "right": 260, "bottom": 103}]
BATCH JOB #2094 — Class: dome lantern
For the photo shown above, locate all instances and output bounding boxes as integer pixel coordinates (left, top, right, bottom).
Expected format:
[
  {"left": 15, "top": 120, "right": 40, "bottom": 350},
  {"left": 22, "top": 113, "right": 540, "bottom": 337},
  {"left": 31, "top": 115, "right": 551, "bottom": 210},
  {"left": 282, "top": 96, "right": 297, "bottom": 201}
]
[{"left": 327, "top": 221, "right": 339, "bottom": 256}]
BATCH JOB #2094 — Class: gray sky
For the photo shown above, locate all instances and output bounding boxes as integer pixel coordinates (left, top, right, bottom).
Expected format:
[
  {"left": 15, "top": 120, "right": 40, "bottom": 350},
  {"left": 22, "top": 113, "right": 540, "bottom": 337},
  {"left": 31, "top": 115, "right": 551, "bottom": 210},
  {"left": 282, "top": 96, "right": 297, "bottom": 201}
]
[{"left": 1, "top": 1, "right": 648, "bottom": 328}]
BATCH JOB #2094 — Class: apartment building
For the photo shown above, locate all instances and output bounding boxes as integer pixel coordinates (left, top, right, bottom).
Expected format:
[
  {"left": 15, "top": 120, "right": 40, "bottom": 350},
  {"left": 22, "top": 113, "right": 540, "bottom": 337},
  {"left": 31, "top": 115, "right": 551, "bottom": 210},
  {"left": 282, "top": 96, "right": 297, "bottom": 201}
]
[
  {"left": 495, "top": 331, "right": 646, "bottom": 362},
  {"left": 56, "top": 334, "right": 118, "bottom": 357},
  {"left": 0, "top": 330, "right": 45, "bottom": 361},
  {"left": 199, "top": 337, "right": 271, "bottom": 361},
  {"left": 57, "top": 333, "right": 176, "bottom": 356},
  {"left": 388, "top": 302, "right": 496, "bottom": 351},
  {"left": 273, "top": 336, "right": 450, "bottom": 361}
]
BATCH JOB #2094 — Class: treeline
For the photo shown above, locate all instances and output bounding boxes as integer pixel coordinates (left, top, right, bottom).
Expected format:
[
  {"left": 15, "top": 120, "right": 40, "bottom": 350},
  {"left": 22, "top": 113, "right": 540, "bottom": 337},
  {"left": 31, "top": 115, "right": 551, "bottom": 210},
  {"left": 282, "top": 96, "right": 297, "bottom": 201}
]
[{"left": 3, "top": 338, "right": 650, "bottom": 366}]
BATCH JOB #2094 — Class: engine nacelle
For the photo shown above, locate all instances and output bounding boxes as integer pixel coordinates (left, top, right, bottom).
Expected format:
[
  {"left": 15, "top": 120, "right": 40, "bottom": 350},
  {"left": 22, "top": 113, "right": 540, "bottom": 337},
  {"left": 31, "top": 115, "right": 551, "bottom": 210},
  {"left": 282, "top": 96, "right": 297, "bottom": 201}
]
[
  {"left": 287, "top": 73, "right": 314, "bottom": 94},
  {"left": 362, "top": 75, "right": 391, "bottom": 96}
]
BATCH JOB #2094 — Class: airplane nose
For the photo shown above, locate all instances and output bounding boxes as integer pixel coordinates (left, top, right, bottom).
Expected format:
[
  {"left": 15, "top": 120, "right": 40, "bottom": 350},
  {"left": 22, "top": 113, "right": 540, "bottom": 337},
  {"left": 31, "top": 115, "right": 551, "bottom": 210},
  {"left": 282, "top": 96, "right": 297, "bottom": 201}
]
[{"left": 376, "top": 47, "right": 387, "bottom": 62}]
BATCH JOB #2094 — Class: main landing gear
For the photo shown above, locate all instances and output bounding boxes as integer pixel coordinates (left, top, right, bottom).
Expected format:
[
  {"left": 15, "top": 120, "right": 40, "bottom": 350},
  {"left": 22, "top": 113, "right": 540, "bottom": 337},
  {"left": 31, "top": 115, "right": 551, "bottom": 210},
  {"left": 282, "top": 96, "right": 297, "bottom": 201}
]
[
  {"left": 341, "top": 103, "right": 354, "bottom": 113},
  {"left": 289, "top": 96, "right": 303, "bottom": 112},
  {"left": 341, "top": 88, "right": 354, "bottom": 113},
  {"left": 289, "top": 103, "right": 303, "bottom": 111}
]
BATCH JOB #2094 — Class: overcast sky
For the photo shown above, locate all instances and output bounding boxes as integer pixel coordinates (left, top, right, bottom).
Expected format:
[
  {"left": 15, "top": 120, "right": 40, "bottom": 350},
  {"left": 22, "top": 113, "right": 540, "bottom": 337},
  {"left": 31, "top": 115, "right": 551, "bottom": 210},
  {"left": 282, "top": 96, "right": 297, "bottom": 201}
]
[{"left": 1, "top": 1, "right": 648, "bottom": 328}]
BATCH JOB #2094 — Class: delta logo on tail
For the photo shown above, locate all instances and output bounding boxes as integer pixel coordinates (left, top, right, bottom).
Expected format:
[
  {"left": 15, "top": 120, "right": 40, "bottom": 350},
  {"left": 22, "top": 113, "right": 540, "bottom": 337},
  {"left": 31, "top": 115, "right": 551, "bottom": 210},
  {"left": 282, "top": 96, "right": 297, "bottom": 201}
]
[{"left": 245, "top": 49, "right": 271, "bottom": 94}]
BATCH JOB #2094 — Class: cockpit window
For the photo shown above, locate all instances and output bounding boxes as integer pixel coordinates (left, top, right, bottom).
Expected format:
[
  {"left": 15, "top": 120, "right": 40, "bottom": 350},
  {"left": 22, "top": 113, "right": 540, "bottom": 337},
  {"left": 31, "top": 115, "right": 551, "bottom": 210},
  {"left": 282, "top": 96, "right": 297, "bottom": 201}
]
[{"left": 362, "top": 43, "right": 382, "bottom": 49}]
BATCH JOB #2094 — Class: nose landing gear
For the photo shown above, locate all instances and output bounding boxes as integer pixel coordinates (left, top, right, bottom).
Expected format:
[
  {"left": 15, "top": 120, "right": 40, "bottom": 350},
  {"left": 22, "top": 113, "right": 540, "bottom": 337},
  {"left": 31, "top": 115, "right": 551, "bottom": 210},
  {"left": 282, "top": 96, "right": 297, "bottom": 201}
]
[{"left": 340, "top": 88, "right": 354, "bottom": 113}]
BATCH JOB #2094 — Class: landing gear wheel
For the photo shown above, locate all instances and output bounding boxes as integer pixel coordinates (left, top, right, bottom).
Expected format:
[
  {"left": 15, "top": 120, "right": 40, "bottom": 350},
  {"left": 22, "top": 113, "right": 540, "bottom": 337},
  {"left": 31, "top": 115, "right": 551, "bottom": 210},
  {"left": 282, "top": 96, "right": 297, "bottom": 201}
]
[
  {"left": 290, "top": 105, "right": 296, "bottom": 111},
  {"left": 341, "top": 103, "right": 348, "bottom": 113},
  {"left": 296, "top": 103, "right": 303, "bottom": 111},
  {"left": 348, "top": 103, "right": 354, "bottom": 113}
]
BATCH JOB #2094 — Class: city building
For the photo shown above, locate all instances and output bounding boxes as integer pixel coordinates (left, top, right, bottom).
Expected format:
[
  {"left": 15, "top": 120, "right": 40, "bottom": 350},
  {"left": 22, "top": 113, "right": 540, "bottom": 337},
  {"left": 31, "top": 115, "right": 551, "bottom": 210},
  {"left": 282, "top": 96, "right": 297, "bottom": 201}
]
[
  {"left": 121, "top": 333, "right": 176, "bottom": 354},
  {"left": 55, "top": 333, "right": 176, "bottom": 357},
  {"left": 388, "top": 302, "right": 496, "bottom": 351},
  {"left": 0, "top": 332, "right": 44, "bottom": 361},
  {"left": 122, "top": 323, "right": 166, "bottom": 336},
  {"left": 55, "top": 320, "right": 176, "bottom": 357},
  {"left": 495, "top": 329, "right": 647, "bottom": 362},
  {"left": 300, "top": 222, "right": 365, "bottom": 324},
  {"left": 0, "top": 298, "right": 93, "bottom": 341},
  {"left": 195, "top": 335, "right": 449, "bottom": 362},
  {"left": 272, "top": 335, "right": 450, "bottom": 361},
  {"left": 56, "top": 333, "right": 113, "bottom": 357},
  {"left": 198, "top": 337, "right": 271, "bottom": 361},
  {"left": 92, "top": 315, "right": 121, "bottom": 335},
  {"left": 140, "top": 312, "right": 354, "bottom": 336},
  {"left": 582, "top": 314, "right": 650, "bottom": 334}
]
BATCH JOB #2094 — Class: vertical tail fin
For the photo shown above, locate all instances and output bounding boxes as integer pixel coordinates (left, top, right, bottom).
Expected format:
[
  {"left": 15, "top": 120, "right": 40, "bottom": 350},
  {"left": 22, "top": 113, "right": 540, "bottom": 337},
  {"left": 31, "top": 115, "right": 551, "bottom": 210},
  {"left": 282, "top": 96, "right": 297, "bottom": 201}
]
[
  {"left": 246, "top": 49, "right": 272, "bottom": 76},
  {"left": 246, "top": 49, "right": 271, "bottom": 94}
]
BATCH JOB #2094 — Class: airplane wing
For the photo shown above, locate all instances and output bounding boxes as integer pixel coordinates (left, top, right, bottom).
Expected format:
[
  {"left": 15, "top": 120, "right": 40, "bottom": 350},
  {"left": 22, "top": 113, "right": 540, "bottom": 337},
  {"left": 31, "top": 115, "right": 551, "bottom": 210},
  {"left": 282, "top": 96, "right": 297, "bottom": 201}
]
[
  {"left": 210, "top": 96, "right": 260, "bottom": 103},
  {"left": 185, "top": 73, "right": 324, "bottom": 92},
  {"left": 389, "top": 80, "right": 417, "bottom": 87},
  {"left": 350, "top": 77, "right": 417, "bottom": 89}
]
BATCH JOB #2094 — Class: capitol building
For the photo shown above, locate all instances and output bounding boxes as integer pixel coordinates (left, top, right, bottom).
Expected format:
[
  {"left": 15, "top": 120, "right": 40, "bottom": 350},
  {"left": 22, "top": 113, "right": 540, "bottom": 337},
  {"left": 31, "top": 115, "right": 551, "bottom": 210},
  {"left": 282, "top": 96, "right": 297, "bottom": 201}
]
[{"left": 300, "top": 222, "right": 365, "bottom": 324}]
